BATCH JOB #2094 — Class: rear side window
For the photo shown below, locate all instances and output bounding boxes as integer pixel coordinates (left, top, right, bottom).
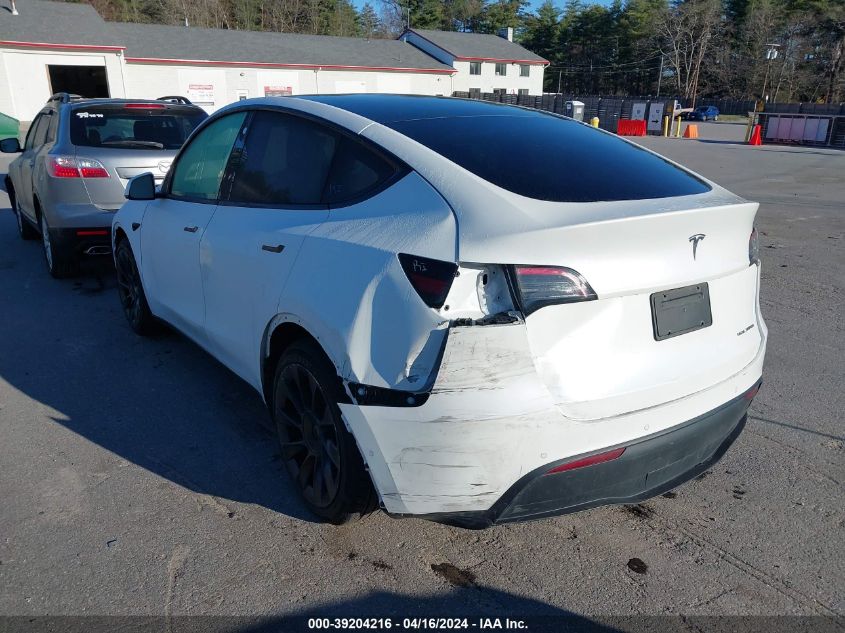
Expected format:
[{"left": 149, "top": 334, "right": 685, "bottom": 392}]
[
  {"left": 69, "top": 106, "right": 206, "bottom": 150},
  {"left": 227, "top": 111, "right": 337, "bottom": 206},
  {"left": 323, "top": 136, "right": 396, "bottom": 204},
  {"left": 225, "top": 111, "right": 397, "bottom": 207},
  {"left": 169, "top": 112, "right": 246, "bottom": 201},
  {"left": 388, "top": 112, "right": 711, "bottom": 202}
]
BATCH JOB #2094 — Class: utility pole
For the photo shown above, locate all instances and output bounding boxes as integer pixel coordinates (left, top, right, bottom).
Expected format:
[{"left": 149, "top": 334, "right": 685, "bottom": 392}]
[
  {"left": 656, "top": 54, "right": 664, "bottom": 97},
  {"left": 760, "top": 43, "right": 781, "bottom": 103},
  {"left": 557, "top": 70, "right": 562, "bottom": 94}
]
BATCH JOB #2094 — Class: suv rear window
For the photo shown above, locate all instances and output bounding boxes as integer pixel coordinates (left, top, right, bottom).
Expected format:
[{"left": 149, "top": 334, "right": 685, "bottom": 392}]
[
  {"left": 388, "top": 112, "right": 711, "bottom": 202},
  {"left": 70, "top": 106, "right": 206, "bottom": 150}
]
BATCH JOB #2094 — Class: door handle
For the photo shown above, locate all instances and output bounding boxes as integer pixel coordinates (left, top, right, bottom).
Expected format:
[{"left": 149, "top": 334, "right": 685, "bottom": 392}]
[
  {"left": 183, "top": 226, "right": 198, "bottom": 233},
  {"left": 262, "top": 244, "right": 285, "bottom": 253}
]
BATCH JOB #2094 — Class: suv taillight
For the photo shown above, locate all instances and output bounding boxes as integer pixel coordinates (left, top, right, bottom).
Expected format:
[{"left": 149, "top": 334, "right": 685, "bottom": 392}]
[
  {"left": 509, "top": 265, "right": 597, "bottom": 315},
  {"left": 398, "top": 253, "right": 457, "bottom": 309},
  {"left": 48, "top": 156, "right": 109, "bottom": 178}
]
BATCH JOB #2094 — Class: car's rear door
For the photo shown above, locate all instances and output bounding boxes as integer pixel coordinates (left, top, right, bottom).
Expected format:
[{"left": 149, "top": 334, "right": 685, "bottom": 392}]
[
  {"left": 139, "top": 112, "right": 245, "bottom": 344},
  {"left": 199, "top": 110, "right": 335, "bottom": 387}
]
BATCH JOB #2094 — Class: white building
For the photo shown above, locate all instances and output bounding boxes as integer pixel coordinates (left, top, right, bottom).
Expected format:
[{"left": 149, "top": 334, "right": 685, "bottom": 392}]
[
  {"left": 399, "top": 28, "right": 548, "bottom": 98},
  {"left": 0, "top": 0, "right": 547, "bottom": 125}
]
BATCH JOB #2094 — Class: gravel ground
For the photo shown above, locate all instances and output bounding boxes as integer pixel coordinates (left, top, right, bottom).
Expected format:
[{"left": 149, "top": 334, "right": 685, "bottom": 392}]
[{"left": 0, "top": 124, "right": 842, "bottom": 630}]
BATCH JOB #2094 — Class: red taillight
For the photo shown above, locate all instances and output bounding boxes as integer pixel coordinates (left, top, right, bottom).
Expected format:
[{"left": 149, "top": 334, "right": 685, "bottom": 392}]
[
  {"left": 744, "top": 381, "right": 761, "bottom": 401},
  {"left": 48, "top": 156, "right": 109, "bottom": 179},
  {"left": 49, "top": 156, "right": 80, "bottom": 178},
  {"left": 398, "top": 253, "right": 457, "bottom": 309},
  {"left": 545, "top": 447, "right": 626, "bottom": 475},
  {"left": 124, "top": 103, "right": 166, "bottom": 109},
  {"left": 76, "top": 230, "right": 109, "bottom": 237},
  {"left": 510, "top": 265, "right": 597, "bottom": 315}
]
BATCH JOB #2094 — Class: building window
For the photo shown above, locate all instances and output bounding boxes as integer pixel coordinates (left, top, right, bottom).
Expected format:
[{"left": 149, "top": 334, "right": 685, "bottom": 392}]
[
  {"left": 493, "top": 88, "right": 507, "bottom": 96},
  {"left": 495, "top": 63, "right": 507, "bottom": 76},
  {"left": 469, "top": 88, "right": 481, "bottom": 99},
  {"left": 518, "top": 89, "right": 529, "bottom": 96},
  {"left": 469, "top": 62, "right": 481, "bottom": 75},
  {"left": 520, "top": 64, "right": 530, "bottom": 77}
]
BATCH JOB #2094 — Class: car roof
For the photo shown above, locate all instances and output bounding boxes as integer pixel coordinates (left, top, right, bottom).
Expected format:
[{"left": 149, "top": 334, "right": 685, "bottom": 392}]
[{"left": 297, "top": 94, "right": 539, "bottom": 125}]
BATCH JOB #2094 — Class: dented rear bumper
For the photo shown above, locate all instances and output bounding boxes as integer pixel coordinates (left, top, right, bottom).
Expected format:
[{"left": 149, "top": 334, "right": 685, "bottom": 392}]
[
  {"left": 338, "top": 317, "right": 766, "bottom": 521},
  {"left": 417, "top": 384, "right": 757, "bottom": 528}
]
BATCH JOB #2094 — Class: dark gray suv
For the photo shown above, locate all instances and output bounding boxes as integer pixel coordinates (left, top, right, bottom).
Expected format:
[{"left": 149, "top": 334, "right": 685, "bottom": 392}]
[{"left": 2, "top": 94, "right": 206, "bottom": 277}]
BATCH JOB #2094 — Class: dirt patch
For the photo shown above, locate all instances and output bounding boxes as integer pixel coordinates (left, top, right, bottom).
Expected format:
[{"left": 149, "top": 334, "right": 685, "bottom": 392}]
[{"left": 431, "top": 562, "right": 476, "bottom": 587}]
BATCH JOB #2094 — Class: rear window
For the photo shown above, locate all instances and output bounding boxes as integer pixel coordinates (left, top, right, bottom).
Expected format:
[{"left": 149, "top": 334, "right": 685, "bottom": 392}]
[
  {"left": 70, "top": 106, "right": 206, "bottom": 150},
  {"left": 388, "top": 113, "right": 711, "bottom": 202}
]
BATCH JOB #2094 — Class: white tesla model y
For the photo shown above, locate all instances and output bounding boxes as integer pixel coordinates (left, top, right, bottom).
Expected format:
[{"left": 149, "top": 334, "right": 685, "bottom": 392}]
[{"left": 113, "top": 95, "right": 766, "bottom": 527}]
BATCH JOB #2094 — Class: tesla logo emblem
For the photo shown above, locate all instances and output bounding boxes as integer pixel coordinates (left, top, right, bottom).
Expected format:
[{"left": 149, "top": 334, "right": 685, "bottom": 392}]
[
  {"left": 157, "top": 160, "right": 172, "bottom": 172},
  {"left": 689, "top": 234, "right": 706, "bottom": 260}
]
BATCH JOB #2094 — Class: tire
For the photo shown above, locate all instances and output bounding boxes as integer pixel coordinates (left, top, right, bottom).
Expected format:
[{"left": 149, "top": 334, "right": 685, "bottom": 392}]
[
  {"left": 8, "top": 183, "right": 38, "bottom": 240},
  {"left": 114, "top": 239, "right": 157, "bottom": 336},
  {"left": 272, "top": 339, "right": 376, "bottom": 523},
  {"left": 40, "top": 212, "right": 78, "bottom": 278}
]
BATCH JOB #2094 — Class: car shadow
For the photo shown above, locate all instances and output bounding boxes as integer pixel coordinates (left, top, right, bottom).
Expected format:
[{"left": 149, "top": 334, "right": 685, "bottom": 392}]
[
  {"left": 233, "top": 590, "right": 621, "bottom": 633},
  {"left": 0, "top": 205, "right": 318, "bottom": 523}
]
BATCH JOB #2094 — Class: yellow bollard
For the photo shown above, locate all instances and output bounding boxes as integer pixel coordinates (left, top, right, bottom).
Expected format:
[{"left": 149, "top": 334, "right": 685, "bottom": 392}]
[
  {"left": 590, "top": 117, "right": 600, "bottom": 128},
  {"left": 663, "top": 115, "right": 670, "bottom": 137},
  {"left": 674, "top": 116, "right": 682, "bottom": 137}
]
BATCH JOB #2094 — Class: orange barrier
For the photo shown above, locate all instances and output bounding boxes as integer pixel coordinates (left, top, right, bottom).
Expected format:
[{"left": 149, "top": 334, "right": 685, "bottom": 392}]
[
  {"left": 617, "top": 119, "right": 647, "bottom": 136},
  {"left": 749, "top": 124, "right": 762, "bottom": 146},
  {"left": 683, "top": 124, "right": 699, "bottom": 139}
]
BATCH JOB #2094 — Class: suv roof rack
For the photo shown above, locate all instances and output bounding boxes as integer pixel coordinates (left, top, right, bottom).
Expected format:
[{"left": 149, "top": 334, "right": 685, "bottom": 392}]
[
  {"left": 157, "top": 96, "right": 193, "bottom": 105},
  {"left": 48, "top": 92, "right": 84, "bottom": 104}
]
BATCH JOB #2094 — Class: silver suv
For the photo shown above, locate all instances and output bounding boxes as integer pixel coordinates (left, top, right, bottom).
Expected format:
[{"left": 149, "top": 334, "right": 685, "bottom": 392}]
[{"left": 2, "top": 94, "right": 206, "bottom": 277}]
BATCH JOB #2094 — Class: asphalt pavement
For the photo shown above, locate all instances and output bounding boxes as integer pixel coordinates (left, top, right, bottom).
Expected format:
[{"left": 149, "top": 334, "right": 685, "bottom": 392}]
[{"left": 0, "top": 122, "right": 842, "bottom": 628}]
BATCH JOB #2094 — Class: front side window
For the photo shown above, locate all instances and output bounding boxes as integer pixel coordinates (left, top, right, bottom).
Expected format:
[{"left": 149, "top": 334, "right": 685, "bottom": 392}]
[
  {"left": 169, "top": 112, "right": 246, "bottom": 201},
  {"left": 520, "top": 64, "right": 530, "bottom": 77},
  {"left": 469, "top": 62, "right": 481, "bottom": 75},
  {"left": 495, "top": 63, "right": 507, "bottom": 76}
]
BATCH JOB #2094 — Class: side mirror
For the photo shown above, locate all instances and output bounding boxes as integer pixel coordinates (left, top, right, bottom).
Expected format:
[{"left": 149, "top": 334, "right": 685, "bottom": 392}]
[
  {"left": 0, "top": 137, "right": 21, "bottom": 153},
  {"left": 125, "top": 172, "right": 156, "bottom": 201}
]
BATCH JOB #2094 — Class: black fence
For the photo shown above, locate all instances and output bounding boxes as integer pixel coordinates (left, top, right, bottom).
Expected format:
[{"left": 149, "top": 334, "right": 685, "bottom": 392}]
[
  {"left": 764, "top": 102, "right": 845, "bottom": 115},
  {"left": 453, "top": 91, "right": 678, "bottom": 132},
  {"left": 453, "top": 91, "right": 845, "bottom": 123}
]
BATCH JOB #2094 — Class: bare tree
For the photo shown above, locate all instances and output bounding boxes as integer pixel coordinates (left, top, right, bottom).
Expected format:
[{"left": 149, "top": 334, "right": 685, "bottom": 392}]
[{"left": 658, "top": 0, "right": 722, "bottom": 105}]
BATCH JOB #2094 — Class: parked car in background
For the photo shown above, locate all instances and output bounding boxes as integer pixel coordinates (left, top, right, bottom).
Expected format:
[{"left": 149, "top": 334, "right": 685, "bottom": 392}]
[
  {"left": 1, "top": 94, "right": 206, "bottom": 277},
  {"left": 685, "top": 105, "right": 720, "bottom": 121},
  {"left": 113, "top": 95, "right": 766, "bottom": 527}
]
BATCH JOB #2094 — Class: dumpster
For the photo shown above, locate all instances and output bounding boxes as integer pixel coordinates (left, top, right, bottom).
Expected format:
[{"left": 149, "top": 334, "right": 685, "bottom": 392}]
[{"left": 564, "top": 100, "right": 585, "bottom": 122}]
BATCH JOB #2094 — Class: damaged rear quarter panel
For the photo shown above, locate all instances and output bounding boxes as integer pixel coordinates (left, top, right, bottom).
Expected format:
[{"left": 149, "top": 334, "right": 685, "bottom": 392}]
[{"left": 270, "top": 171, "right": 457, "bottom": 391}]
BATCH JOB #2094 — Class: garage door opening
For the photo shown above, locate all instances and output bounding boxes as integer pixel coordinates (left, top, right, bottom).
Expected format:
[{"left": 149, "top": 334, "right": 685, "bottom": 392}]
[{"left": 48, "top": 65, "right": 109, "bottom": 98}]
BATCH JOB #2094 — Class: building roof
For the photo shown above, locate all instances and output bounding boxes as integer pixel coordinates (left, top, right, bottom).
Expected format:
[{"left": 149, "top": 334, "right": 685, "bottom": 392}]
[
  {"left": 403, "top": 28, "right": 548, "bottom": 64},
  {"left": 111, "top": 23, "right": 453, "bottom": 73},
  {"left": 0, "top": 0, "right": 124, "bottom": 49},
  {"left": 0, "top": 0, "right": 454, "bottom": 73}
]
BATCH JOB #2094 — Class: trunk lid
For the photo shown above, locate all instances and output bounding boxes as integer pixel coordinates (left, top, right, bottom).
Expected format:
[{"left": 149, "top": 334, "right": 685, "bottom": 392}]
[
  {"left": 75, "top": 147, "right": 178, "bottom": 210},
  {"left": 451, "top": 187, "right": 762, "bottom": 421}
]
